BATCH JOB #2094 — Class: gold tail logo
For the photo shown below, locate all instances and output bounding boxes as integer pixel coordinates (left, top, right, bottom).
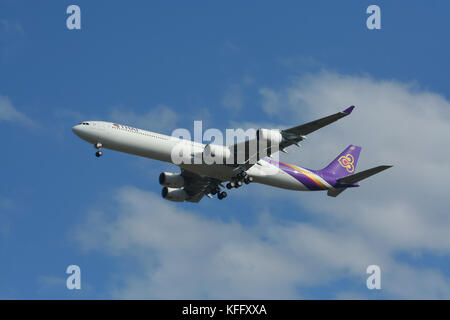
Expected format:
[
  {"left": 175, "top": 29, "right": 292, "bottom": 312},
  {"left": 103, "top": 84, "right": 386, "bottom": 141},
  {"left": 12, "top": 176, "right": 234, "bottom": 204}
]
[{"left": 338, "top": 154, "right": 355, "bottom": 173}]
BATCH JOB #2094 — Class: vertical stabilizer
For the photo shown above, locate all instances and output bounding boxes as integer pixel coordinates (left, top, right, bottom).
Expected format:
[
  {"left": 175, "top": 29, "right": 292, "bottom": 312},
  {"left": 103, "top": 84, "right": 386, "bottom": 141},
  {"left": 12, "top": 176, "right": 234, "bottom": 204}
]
[{"left": 319, "top": 145, "right": 361, "bottom": 178}]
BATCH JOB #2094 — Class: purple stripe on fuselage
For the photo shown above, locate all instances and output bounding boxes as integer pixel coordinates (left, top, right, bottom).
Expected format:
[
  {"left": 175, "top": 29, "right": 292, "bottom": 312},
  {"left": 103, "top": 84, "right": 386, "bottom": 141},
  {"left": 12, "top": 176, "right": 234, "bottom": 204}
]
[{"left": 264, "top": 158, "right": 329, "bottom": 190}]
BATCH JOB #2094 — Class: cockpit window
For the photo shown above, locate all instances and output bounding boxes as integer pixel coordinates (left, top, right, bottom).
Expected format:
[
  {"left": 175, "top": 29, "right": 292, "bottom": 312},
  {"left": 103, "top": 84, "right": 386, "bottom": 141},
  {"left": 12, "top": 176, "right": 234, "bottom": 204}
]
[{"left": 78, "top": 122, "right": 90, "bottom": 125}]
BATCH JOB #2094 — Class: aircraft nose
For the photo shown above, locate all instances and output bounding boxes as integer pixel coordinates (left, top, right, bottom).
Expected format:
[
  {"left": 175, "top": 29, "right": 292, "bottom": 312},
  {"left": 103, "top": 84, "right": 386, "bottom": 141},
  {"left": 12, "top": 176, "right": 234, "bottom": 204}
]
[{"left": 72, "top": 124, "right": 82, "bottom": 136}]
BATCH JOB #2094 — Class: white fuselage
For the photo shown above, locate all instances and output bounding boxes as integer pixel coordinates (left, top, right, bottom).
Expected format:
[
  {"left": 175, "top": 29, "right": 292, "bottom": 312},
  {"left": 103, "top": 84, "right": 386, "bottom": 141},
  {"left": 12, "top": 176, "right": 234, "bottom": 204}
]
[{"left": 72, "top": 121, "right": 332, "bottom": 191}]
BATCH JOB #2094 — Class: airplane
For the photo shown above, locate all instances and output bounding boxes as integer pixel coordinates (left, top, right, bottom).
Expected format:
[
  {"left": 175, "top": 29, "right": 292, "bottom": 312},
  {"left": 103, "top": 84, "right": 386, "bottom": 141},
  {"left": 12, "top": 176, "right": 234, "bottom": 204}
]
[{"left": 72, "top": 106, "right": 392, "bottom": 202}]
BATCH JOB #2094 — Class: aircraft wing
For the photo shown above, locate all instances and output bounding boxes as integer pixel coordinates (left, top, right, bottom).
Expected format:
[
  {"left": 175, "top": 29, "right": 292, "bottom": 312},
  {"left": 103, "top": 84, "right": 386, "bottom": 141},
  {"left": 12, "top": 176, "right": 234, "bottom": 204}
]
[
  {"left": 181, "top": 169, "right": 222, "bottom": 202},
  {"left": 279, "top": 106, "right": 355, "bottom": 150},
  {"left": 228, "top": 106, "right": 355, "bottom": 174}
]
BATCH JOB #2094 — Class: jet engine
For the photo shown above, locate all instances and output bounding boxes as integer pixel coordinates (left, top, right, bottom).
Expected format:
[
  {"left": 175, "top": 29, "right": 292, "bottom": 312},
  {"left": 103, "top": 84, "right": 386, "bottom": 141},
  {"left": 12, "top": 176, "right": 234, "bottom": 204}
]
[
  {"left": 256, "top": 128, "right": 283, "bottom": 145},
  {"left": 159, "top": 172, "right": 185, "bottom": 188},
  {"left": 161, "top": 187, "right": 187, "bottom": 202}
]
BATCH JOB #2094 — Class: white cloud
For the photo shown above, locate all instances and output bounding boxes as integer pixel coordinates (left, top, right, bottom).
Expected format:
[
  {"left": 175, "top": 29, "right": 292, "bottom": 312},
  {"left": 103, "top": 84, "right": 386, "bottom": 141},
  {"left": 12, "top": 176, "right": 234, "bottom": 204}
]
[
  {"left": 109, "top": 105, "right": 178, "bottom": 133},
  {"left": 73, "top": 187, "right": 329, "bottom": 298},
  {"left": 74, "top": 71, "right": 450, "bottom": 299},
  {"left": 0, "top": 95, "right": 36, "bottom": 128},
  {"left": 74, "top": 186, "right": 450, "bottom": 299},
  {"left": 257, "top": 71, "right": 450, "bottom": 296},
  {"left": 256, "top": 71, "right": 450, "bottom": 249}
]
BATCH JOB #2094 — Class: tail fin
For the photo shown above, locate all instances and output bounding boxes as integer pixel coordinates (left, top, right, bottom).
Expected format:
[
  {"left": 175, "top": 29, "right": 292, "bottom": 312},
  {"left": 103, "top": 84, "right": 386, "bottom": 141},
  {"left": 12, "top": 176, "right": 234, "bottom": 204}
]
[{"left": 319, "top": 145, "right": 361, "bottom": 178}]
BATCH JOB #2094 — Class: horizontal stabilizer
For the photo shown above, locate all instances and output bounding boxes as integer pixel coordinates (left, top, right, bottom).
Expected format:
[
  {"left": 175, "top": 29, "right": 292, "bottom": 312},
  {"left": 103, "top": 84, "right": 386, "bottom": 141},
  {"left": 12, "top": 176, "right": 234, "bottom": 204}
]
[
  {"left": 337, "top": 165, "right": 393, "bottom": 185},
  {"left": 327, "top": 165, "right": 392, "bottom": 197},
  {"left": 327, "top": 188, "right": 347, "bottom": 197}
]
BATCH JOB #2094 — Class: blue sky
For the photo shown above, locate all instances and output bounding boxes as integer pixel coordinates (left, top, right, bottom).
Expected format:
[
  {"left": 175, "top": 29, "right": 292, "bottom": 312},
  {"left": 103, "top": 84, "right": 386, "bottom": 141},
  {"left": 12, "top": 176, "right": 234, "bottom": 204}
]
[{"left": 1, "top": 0, "right": 450, "bottom": 299}]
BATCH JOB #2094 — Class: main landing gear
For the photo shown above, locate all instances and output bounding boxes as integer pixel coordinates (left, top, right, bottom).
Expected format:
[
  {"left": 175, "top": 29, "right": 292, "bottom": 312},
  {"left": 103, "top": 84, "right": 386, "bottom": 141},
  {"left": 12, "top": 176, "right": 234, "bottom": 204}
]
[
  {"left": 226, "top": 172, "right": 253, "bottom": 190},
  {"left": 217, "top": 191, "right": 227, "bottom": 200},
  {"left": 211, "top": 187, "right": 227, "bottom": 200},
  {"left": 94, "top": 142, "right": 103, "bottom": 157}
]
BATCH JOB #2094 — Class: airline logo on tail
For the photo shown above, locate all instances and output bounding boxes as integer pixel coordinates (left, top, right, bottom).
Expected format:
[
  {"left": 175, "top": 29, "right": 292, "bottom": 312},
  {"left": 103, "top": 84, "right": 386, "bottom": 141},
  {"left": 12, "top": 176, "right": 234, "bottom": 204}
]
[{"left": 338, "top": 154, "right": 355, "bottom": 173}]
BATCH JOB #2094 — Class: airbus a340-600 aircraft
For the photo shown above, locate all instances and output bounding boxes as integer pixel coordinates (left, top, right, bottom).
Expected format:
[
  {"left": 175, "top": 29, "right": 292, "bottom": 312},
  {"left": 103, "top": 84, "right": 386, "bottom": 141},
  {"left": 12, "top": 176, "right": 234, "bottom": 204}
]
[{"left": 72, "top": 106, "right": 391, "bottom": 202}]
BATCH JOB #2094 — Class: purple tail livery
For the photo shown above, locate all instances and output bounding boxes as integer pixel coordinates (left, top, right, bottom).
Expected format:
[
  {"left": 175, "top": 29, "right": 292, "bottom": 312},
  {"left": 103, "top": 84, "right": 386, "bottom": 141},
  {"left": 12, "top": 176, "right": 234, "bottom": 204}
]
[
  {"left": 268, "top": 144, "right": 391, "bottom": 197},
  {"left": 317, "top": 145, "right": 361, "bottom": 179}
]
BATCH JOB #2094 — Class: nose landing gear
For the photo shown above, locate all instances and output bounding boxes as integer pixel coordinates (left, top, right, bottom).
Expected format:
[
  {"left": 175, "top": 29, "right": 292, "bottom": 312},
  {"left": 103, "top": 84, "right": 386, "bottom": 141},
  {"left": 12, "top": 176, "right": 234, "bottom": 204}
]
[{"left": 94, "top": 142, "right": 103, "bottom": 157}]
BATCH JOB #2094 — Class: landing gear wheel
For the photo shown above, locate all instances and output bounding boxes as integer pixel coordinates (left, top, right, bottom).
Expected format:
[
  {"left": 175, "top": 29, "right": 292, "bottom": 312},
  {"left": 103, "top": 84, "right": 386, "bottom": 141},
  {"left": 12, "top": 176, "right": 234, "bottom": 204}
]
[
  {"left": 226, "top": 183, "right": 233, "bottom": 190},
  {"left": 236, "top": 180, "right": 243, "bottom": 187},
  {"left": 94, "top": 142, "right": 103, "bottom": 158},
  {"left": 218, "top": 191, "right": 227, "bottom": 200},
  {"left": 244, "top": 176, "right": 253, "bottom": 184},
  {"left": 94, "top": 142, "right": 103, "bottom": 149}
]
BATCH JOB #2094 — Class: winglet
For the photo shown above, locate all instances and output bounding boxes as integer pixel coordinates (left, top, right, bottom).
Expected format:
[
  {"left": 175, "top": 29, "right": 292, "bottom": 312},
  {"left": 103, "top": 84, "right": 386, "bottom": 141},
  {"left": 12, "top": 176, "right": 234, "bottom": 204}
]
[{"left": 342, "top": 106, "right": 355, "bottom": 115}]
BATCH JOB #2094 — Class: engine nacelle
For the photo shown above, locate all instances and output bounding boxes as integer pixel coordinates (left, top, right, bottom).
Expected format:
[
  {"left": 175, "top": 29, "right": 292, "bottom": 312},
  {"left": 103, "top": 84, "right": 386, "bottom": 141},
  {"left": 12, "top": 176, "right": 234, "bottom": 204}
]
[
  {"left": 161, "top": 187, "right": 187, "bottom": 202},
  {"left": 203, "top": 144, "right": 231, "bottom": 163},
  {"left": 257, "top": 128, "right": 283, "bottom": 145},
  {"left": 159, "top": 172, "right": 185, "bottom": 188}
]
